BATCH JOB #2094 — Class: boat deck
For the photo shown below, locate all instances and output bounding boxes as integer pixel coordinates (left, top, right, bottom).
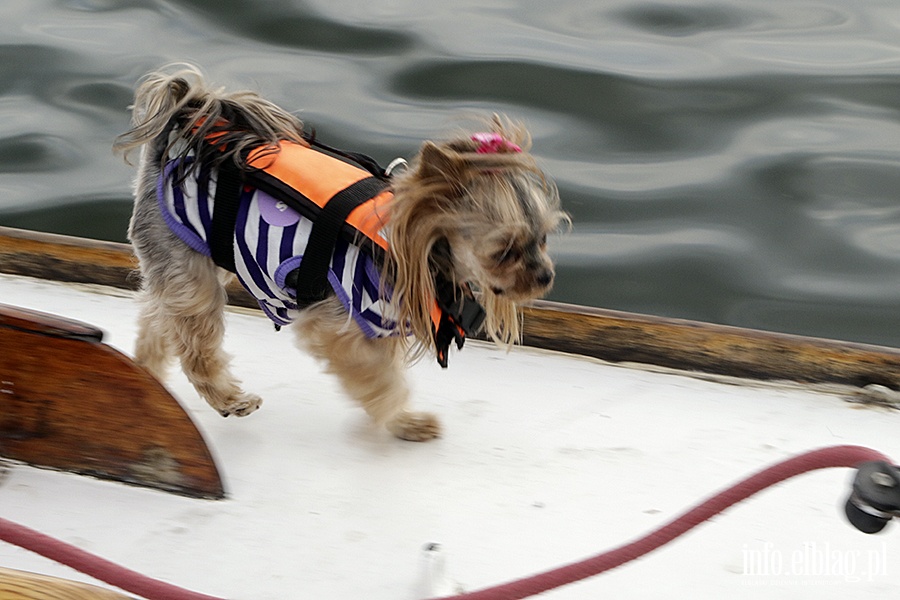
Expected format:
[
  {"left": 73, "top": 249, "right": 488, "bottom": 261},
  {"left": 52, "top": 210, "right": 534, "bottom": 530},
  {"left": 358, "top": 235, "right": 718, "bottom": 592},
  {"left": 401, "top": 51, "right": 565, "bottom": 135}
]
[{"left": 1, "top": 272, "right": 899, "bottom": 599}]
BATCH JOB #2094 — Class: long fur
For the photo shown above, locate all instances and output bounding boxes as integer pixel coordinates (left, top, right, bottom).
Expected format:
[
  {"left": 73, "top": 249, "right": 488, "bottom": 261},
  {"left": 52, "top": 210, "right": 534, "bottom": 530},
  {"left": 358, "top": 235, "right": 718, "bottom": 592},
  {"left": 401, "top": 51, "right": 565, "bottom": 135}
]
[
  {"left": 388, "top": 121, "right": 561, "bottom": 353},
  {"left": 115, "top": 64, "right": 566, "bottom": 440}
]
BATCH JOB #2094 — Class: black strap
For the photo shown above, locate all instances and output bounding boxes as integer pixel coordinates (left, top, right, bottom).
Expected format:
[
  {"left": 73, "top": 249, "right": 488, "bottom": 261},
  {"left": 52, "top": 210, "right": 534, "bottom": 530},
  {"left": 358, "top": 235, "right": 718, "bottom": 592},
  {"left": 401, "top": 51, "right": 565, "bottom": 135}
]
[
  {"left": 304, "top": 134, "right": 389, "bottom": 180},
  {"left": 434, "top": 275, "right": 486, "bottom": 336},
  {"left": 207, "top": 136, "right": 389, "bottom": 279},
  {"left": 432, "top": 275, "right": 487, "bottom": 368},
  {"left": 209, "top": 161, "right": 243, "bottom": 272},
  {"left": 288, "top": 177, "right": 388, "bottom": 307}
]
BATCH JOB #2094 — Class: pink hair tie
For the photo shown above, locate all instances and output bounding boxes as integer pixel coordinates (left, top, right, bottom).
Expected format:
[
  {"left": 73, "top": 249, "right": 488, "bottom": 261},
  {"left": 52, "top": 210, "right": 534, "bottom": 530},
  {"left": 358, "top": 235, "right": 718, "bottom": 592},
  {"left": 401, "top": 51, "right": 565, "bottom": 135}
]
[{"left": 471, "top": 132, "right": 521, "bottom": 154}]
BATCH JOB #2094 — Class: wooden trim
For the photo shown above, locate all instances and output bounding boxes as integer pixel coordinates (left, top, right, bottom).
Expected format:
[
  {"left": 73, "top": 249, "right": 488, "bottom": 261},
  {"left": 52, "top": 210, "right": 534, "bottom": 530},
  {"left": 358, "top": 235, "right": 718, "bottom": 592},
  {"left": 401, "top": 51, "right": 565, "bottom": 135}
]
[
  {"left": 0, "top": 567, "right": 132, "bottom": 599},
  {"left": 522, "top": 301, "right": 900, "bottom": 390},
  {"left": 0, "top": 227, "right": 138, "bottom": 291},
  {"left": 3, "top": 226, "right": 900, "bottom": 391},
  {"left": 0, "top": 303, "right": 104, "bottom": 342},
  {"left": 0, "top": 303, "right": 225, "bottom": 499},
  {"left": 0, "top": 226, "right": 254, "bottom": 309}
]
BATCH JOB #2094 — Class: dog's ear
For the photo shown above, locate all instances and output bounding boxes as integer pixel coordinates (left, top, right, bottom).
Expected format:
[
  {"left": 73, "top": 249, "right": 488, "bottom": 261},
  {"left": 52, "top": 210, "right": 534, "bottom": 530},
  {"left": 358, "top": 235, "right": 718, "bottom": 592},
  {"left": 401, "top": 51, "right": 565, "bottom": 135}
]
[{"left": 416, "top": 141, "right": 468, "bottom": 181}]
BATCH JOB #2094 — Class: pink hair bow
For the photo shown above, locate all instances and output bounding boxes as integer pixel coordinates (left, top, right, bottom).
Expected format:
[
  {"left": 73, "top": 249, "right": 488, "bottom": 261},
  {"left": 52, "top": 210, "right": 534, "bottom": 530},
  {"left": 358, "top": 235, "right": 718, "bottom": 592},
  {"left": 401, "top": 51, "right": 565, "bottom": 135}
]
[{"left": 471, "top": 132, "right": 521, "bottom": 154}]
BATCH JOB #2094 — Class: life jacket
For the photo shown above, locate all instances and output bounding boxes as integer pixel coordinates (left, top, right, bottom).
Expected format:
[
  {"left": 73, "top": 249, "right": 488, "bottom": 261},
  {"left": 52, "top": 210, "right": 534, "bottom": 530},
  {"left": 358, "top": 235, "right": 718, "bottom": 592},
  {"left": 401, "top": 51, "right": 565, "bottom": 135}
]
[{"left": 158, "top": 135, "right": 485, "bottom": 367}]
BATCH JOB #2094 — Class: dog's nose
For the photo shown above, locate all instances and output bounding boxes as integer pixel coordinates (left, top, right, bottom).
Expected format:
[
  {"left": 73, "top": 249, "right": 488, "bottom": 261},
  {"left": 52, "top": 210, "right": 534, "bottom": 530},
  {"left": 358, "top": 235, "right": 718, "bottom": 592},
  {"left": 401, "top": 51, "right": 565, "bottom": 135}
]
[{"left": 536, "top": 269, "right": 554, "bottom": 288}]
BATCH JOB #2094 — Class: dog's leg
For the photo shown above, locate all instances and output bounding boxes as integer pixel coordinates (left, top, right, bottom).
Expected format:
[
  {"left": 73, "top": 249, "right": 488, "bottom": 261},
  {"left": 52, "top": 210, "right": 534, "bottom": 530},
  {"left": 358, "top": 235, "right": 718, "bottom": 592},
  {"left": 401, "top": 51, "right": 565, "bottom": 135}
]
[
  {"left": 133, "top": 248, "right": 262, "bottom": 417},
  {"left": 134, "top": 296, "right": 173, "bottom": 380},
  {"left": 164, "top": 257, "right": 262, "bottom": 417},
  {"left": 129, "top": 152, "right": 262, "bottom": 417},
  {"left": 293, "top": 299, "right": 441, "bottom": 441}
]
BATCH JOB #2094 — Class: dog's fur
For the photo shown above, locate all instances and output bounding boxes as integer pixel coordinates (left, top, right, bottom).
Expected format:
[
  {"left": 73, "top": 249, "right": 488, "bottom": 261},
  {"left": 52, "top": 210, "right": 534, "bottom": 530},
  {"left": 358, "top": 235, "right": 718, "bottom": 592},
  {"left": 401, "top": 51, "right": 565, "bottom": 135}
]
[{"left": 115, "top": 65, "right": 565, "bottom": 441}]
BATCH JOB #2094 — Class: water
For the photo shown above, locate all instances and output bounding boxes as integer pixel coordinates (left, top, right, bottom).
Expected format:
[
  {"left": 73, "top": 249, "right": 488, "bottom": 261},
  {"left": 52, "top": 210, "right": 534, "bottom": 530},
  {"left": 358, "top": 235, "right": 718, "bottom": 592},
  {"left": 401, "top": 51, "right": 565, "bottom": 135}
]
[{"left": 3, "top": 0, "right": 900, "bottom": 347}]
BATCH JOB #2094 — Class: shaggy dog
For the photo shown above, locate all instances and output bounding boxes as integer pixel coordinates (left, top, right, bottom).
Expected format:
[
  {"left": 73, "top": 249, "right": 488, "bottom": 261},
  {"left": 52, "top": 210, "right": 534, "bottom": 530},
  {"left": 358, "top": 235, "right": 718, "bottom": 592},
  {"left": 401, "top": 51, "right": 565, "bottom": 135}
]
[{"left": 115, "top": 65, "right": 565, "bottom": 441}]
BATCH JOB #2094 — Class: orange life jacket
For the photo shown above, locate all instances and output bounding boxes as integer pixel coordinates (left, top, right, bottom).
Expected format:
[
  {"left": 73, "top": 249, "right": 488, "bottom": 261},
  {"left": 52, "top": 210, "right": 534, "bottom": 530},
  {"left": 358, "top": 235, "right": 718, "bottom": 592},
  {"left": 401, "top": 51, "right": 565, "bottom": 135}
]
[{"left": 198, "top": 136, "right": 484, "bottom": 367}]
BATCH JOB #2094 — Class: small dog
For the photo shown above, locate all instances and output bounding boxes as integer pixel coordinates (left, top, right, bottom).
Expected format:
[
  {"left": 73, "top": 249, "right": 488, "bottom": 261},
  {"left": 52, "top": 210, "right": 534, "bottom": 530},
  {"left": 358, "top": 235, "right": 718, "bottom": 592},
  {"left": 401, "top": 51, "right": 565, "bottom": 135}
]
[{"left": 115, "top": 65, "right": 565, "bottom": 441}]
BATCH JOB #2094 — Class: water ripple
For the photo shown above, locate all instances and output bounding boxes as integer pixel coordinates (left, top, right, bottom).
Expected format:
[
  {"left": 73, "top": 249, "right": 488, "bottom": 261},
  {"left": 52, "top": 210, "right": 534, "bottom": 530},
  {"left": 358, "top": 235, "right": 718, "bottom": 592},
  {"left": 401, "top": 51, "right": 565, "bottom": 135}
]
[
  {"left": 613, "top": 3, "right": 751, "bottom": 37},
  {"left": 169, "top": 0, "right": 417, "bottom": 54},
  {"left": 4, "top": 0, "right": 900, "bottom": 347},
  {"left": 0, "top": 134, "right": 84, "bottom": 173}
]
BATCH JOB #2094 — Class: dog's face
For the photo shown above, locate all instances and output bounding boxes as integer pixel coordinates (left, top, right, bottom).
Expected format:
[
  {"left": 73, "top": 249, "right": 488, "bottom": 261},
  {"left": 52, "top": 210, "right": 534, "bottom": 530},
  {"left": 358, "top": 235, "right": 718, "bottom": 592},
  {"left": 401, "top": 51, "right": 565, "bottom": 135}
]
[
  {"left": 388, "top": 124, "right": 567, "bottom": 348},
  {"left": 446, "top": 172, "right": 562, "bottom": 303}
]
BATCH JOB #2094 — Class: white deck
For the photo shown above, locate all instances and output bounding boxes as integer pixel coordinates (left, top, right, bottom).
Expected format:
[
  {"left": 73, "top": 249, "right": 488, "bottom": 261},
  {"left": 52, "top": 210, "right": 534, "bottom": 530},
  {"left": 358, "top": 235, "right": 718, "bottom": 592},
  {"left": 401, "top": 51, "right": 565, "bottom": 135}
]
[{"left": 1, "top": 272, "right": 899, "bottom": 599}]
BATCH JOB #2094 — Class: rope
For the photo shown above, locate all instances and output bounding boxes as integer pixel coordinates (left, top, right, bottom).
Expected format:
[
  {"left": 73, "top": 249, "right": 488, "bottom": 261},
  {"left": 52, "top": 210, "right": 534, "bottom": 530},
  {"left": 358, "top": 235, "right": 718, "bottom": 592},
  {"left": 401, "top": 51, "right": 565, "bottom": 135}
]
[
  {"left": 431, "top": 445, "right": 891, "bottom": 600},
  {"left": 0, "top": 517, "right": 225, "bottom": 600},
  {"left": 0, "top": 445, "right": 890, "bottom": 600}
]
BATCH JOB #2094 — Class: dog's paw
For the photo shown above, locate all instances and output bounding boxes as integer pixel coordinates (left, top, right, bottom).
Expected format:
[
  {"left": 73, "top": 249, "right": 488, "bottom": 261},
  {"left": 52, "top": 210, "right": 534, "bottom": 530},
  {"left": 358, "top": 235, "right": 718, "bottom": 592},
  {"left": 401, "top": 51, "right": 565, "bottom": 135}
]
[
  {"left": 216, "top": 392, "right": 263, "bottom": 417},
  {"left": 386, "top": 411, "right": 442, "bottom": 442}
]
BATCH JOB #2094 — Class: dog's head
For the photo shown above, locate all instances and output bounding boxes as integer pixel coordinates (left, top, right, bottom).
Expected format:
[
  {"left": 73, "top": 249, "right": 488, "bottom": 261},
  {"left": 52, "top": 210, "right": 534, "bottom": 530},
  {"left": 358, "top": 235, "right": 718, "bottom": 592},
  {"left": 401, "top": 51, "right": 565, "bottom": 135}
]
[
  {"left": 440, "top": 155, "right": 560, "bottom": 304},
  {"left": 387, "top": 116, "right": 567, "bottom": 353}
]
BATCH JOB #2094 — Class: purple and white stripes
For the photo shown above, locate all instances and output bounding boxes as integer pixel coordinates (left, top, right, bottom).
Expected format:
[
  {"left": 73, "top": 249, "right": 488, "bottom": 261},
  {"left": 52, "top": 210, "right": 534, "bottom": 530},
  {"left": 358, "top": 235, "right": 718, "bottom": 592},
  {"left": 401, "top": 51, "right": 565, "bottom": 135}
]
[{"left": 158, "top": 160, "right": 399, "bottom": 337}]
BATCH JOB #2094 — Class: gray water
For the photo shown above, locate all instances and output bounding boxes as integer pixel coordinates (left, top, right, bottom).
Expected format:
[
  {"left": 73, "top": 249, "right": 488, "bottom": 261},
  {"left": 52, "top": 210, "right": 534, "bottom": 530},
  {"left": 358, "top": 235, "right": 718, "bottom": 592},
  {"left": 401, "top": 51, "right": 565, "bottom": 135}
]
[{"left": 4, "top": 0, "right": 900, "bottom": 347}]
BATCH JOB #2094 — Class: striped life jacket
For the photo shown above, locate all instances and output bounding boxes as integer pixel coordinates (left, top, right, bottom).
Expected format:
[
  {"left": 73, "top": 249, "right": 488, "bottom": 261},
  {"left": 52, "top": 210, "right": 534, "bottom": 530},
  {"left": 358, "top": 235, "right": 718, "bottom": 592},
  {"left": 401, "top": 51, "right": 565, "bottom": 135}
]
[{"left": 157, "top": 137, "right": 484, "bottom": 367}]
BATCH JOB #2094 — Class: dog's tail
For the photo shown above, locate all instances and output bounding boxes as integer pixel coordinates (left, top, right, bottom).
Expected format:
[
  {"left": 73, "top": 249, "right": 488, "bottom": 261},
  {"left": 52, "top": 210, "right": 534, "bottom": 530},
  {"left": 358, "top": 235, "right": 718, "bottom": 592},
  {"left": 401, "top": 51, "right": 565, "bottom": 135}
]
[{"left": 113, "top": 64, "right": 306, "bottom": 175}]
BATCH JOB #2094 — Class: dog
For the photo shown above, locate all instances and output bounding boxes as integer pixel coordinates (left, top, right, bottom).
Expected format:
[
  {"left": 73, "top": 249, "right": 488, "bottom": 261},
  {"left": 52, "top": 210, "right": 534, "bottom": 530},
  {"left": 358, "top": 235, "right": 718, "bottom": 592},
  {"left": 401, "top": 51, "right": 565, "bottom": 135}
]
[{"left": 115, "top": 65, "right": 566, "bottom": 441}]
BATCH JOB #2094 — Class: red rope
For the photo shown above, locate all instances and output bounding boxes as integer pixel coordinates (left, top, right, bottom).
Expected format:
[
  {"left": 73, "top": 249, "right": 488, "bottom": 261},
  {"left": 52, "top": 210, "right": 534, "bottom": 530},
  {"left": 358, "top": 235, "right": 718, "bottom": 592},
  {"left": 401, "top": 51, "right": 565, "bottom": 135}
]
[
  {"left": 0, "top": 516, "right": 225, "bottom": 600},
  {"left": 434, "top": 445, "right": 891, "bottom": 600},
  {"left": 0, "top": 445, "right": 891, "bottom": 600}
]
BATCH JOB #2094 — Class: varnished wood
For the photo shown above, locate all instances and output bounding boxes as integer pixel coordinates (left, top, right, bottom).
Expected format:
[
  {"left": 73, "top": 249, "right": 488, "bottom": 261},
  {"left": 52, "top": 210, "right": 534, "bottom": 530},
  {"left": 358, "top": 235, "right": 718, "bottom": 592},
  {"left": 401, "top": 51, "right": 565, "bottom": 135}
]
[
  {"left": 0, "top": 303, "right": 103, "bottom": 342},
  {"left": 523, "top": 300, "right": 900, "bottom": 390},
  {"left": 0, "top": 567, "right": 132, "bottom": 599},
  {"left": 3, "top": 225, "right": 900, "bottom": 392},
  {"left": 0, "top": 227, "right": 138, "bottom": 292},
  {"left": 0, "top": 226, "right": 255, "bottom": 309},
  {"left": 0, "top": 304, "right": 224, "bottom": 499}
]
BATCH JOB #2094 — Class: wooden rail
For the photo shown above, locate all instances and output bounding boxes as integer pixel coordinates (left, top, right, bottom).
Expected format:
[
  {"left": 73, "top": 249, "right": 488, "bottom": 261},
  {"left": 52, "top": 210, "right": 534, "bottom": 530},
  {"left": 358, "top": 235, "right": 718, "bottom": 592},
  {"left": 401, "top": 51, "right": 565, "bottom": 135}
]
[{"left": 4, "top": 225, "right": 900, "bottom": 392}]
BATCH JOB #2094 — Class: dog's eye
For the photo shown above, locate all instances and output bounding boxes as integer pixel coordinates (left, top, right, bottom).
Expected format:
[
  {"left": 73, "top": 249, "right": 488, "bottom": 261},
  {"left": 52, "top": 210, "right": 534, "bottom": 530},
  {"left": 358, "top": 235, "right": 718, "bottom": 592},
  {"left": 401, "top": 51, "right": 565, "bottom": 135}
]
[{"left": 493, "top": 246, "right": 521, "bottom": 265}]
